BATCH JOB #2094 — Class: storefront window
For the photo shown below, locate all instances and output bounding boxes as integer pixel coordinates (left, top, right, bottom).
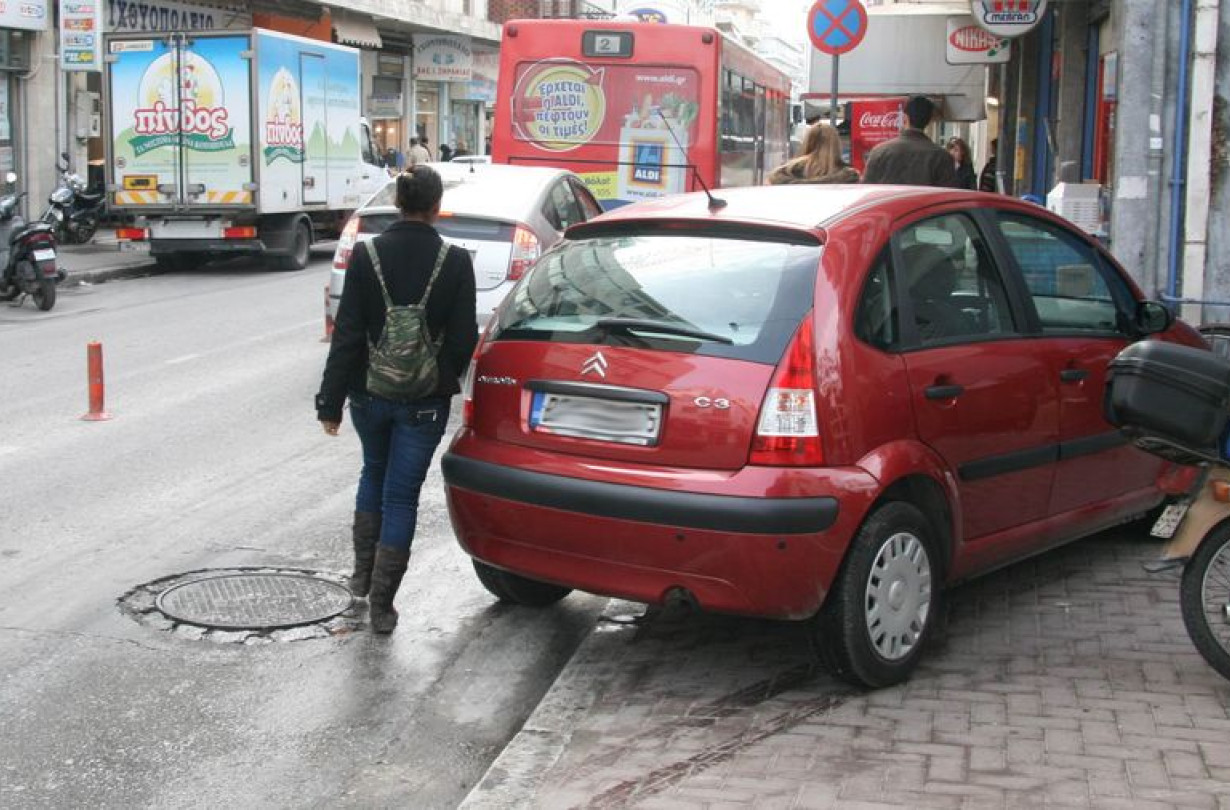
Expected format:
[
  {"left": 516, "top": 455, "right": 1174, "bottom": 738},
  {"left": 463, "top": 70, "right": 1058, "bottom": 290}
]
[
  {"left": 416, "top": 85, "right": 440, "bottom": 159},
  {"left": 450, "top": 100, "right": 480, "bottom": 158}
]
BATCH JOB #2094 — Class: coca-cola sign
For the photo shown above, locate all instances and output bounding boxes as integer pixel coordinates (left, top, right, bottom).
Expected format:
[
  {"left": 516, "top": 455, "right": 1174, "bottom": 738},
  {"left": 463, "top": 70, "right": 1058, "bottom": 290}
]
[
  {"left": 947, "top": 16, "right": 1011, "bottom": 64},
  {"left": 858, "top": 110, "right": 903, "bottom": 130},
  {"left": 849, "top": 98, "right": 906, "bottom": 173},
  {"left": 970, "top": 0, "right": 1048, "bottom": 38}
]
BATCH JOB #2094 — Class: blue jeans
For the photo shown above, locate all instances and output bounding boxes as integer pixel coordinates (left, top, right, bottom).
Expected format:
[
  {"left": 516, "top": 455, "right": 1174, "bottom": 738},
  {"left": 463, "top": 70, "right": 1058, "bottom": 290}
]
[{"left": 349, "top": 394, "right": 450, "bottom": 551}]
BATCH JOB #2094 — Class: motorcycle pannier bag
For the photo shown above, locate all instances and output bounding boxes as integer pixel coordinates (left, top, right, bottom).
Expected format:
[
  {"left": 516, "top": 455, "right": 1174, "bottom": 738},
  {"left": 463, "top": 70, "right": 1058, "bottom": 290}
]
[{"left": 1105, "top": 340, "right": 1230, "bottom": 454}]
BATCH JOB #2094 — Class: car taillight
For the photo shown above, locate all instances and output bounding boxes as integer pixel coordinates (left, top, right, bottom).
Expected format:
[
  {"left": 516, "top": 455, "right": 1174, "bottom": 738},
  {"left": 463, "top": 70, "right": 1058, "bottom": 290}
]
[
  {"left": 334, "top": 216, "right": 361, "bottom": 271},
  {"left": 507, "top": 224, "right": 539, "bottom": 281},
  {"left": 749, "top": 316, "right": 824, "bottom": 466},
  {"left": 222, "top": 226, "right": 257, "bottom": 239},
  {"left": 116, "top": 227, "right": 148, "bottom": 241}
]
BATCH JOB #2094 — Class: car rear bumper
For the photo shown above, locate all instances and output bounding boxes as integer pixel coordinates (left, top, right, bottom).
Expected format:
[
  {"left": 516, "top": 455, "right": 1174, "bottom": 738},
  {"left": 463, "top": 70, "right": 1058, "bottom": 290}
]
[{"left": 442, "top": 437, "right": 881, "bottom": 619}]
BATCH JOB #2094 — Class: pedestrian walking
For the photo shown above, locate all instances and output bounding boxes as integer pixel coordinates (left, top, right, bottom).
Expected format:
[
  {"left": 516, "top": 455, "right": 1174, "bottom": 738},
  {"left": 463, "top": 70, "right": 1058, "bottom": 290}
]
[
  {"left": 861, "top": 95, "right": 958, "bottom": 187},
  {"left": 946, "top": 136, "right": 977, "bottom": 190},
  {"left": 767, "top": 122, "right": 859, "bottom": 185},
  {"left": 408, "top": 137, "right": 430, "bottom": 166},
  {"left": 979, "top": 138, "right": 999, "bottom": 192},
  {"left": 316, "top": 165, "right": 477, "bottom": 634}
]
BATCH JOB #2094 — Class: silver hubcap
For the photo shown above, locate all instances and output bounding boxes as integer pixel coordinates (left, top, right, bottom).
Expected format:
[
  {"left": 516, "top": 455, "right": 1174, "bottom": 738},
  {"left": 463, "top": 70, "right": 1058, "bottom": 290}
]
[
  {"left": 865, "top": 531, "right": 932, "bottom": 662},
  {"left": 1201, "top": 541, "right": 1230, "bottom": 651}
]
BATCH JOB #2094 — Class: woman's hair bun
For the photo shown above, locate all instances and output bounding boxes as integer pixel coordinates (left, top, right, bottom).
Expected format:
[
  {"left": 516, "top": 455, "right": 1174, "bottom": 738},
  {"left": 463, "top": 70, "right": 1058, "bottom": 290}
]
[{"left": 396, "top": 165, "right": 444, "bottom": 215}]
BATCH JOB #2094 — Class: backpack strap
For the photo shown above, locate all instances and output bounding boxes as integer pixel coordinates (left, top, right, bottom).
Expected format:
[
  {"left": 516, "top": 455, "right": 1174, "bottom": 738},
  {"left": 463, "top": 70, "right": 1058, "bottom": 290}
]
[
  {"left": 364, "top": 241, "right": 393, "bottom": 308},
  {"left": 416, "top": 242, "right": 450, "bottom": 307}
]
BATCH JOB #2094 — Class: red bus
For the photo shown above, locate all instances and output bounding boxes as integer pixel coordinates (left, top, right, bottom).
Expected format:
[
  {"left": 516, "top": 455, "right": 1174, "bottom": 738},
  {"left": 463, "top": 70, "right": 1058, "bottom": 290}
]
[{"left": 491, "top": 19, "right": 792, "bottom": 209}]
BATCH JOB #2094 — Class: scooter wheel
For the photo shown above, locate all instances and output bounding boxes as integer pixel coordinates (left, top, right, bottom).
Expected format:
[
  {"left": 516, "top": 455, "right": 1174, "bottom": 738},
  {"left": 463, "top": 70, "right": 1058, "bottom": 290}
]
[
  {"left": 32, "top": 277, "right": 55, "bottom": 310},
  {"left": 1180, "top": 523, "right": 1230, "bottom": 682}
]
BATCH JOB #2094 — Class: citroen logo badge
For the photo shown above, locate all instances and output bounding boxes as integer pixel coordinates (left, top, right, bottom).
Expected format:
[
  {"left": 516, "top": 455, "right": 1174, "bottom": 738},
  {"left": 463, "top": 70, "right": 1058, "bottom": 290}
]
[{"left": 581, "top": 351, "right": 608, "bottom": 379}]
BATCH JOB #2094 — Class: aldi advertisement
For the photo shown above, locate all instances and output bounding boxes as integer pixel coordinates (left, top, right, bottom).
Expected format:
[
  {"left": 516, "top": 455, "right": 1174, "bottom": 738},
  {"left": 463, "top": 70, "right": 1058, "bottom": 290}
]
[{"left": 510, "top": 58, "right": 699, "bottom": 205}]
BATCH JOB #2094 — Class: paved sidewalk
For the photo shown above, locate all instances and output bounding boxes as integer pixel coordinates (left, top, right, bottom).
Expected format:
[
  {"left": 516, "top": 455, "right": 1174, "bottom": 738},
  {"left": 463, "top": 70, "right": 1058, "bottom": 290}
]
[
  {"left": 57, "top": 228, "right": 157, "bottom": 284},
  {"left": 462, "top": 526, "right": 1230, "bottom": 809}
]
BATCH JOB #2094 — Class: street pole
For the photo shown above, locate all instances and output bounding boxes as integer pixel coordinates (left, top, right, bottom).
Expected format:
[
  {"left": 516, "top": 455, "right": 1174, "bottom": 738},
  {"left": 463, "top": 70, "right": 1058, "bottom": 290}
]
[{"left": 830, "top": 55, "right": 839, "bottom": 126}]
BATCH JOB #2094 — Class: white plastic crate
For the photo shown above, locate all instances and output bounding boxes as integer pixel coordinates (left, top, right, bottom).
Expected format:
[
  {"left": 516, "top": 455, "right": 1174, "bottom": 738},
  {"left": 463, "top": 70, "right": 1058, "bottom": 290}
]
[{"left": 1046, "top": 182, "right": 1103, "bottom": 234}]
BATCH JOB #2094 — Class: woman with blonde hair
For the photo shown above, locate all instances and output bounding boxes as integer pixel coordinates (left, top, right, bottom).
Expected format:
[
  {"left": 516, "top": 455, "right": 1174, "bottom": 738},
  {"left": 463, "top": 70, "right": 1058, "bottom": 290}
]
[{"left": 768, "top": 123, "right": 860, "bottom": 185}]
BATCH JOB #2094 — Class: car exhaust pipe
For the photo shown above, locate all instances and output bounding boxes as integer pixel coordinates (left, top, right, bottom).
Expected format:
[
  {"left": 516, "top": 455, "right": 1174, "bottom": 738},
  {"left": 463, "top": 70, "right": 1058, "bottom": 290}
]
[{"left": 662, "top": 586, "right": 698, "bottom": 614}]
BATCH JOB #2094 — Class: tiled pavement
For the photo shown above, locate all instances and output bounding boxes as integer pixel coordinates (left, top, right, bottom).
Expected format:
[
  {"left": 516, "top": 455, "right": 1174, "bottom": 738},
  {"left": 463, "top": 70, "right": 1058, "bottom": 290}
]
[{"left": 462, "top": 525, "right": 1230, "bottom": 809}]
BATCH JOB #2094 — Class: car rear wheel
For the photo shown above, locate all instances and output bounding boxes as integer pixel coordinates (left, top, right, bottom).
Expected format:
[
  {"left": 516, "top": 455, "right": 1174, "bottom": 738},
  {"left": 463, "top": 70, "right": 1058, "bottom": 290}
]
[
  {"left": 814, "top": 501, "right": 939, "bottom": 688},
  {"left": 472, "top": 560, "right": 571, "bottom": 607}
]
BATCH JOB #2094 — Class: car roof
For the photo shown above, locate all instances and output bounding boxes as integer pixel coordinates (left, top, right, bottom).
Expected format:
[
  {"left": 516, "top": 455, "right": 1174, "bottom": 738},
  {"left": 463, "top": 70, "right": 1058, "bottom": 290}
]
[
  {"left": 584, "top": 184, "right": 992, "bottom": 232},
  {"left": 362, "top": 163, "right": 572, "bottom": 220}
]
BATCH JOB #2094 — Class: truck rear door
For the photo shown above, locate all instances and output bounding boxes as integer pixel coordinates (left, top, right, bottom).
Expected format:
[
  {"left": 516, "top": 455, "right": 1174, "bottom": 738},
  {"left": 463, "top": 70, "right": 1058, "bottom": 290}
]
[{"left": 107, "top": 33, "right": 254, "bottom": 211}]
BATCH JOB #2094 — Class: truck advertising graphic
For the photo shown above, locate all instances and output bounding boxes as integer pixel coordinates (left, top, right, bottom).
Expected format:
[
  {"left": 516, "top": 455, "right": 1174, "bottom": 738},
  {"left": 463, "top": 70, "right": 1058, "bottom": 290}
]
[
  {"left": 105, "top": 29, "right": 385, "bottom": 269},
  {"left": 109, "top": 35, "right": 252, "bottom": 206}
]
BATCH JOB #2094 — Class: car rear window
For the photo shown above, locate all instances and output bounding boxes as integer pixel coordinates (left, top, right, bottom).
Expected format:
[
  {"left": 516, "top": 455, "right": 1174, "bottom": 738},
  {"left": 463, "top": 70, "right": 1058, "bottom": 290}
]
[
  {"left": 490, "top": 233, "right": 821, "bottom": 364},
  {"left": 359, "top": 212, "right": 514, "bottom": 241}
]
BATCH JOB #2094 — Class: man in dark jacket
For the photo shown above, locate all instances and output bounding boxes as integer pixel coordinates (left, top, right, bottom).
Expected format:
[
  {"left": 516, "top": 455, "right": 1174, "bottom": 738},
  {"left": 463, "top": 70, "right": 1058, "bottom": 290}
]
[{"left": 862, "top": 96, "right": 958, "bottom": 187}]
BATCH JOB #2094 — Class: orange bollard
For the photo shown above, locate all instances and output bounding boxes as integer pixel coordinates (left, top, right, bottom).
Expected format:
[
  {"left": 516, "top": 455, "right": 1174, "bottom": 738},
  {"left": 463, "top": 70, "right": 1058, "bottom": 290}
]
[
  {"left": 81, "top": 341, "right": 112, "bottom": 421},
  {"left": 321, "top": 284, "right": 334, "bottom": 343}
]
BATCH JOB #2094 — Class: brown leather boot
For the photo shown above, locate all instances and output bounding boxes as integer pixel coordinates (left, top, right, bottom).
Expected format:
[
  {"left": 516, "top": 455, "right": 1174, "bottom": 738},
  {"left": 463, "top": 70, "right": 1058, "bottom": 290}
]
[
  {"left": 349, "top": 511, "right": 381, "bottom": 598},
  {"left": 368, "top": 545, "right": 410, "bottom": 634}
]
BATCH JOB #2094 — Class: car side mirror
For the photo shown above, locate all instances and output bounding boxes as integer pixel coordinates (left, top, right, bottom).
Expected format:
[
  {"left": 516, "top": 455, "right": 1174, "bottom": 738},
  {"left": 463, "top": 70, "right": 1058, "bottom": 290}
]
[{"left": 1135, "top": 301, "right": 1173, "bottom": 335}]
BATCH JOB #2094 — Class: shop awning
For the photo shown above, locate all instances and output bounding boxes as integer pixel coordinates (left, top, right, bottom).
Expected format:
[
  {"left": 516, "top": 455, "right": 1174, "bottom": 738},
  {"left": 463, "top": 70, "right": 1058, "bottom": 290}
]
[{"left": 333, "top": 11, "right": 382, "bottom": 50}]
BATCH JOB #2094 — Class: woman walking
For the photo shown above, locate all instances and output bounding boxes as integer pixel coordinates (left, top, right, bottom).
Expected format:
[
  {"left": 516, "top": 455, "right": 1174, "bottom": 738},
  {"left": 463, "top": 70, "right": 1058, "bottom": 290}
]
[
  {"left": 316, "top": 166, "right": 477, "bottom": 633},
  {"left": 947, "top": 137, "right": 977, "bottom": 190},
  {"left": 767, "top": 123, "right": 860, "bottom": 185}
]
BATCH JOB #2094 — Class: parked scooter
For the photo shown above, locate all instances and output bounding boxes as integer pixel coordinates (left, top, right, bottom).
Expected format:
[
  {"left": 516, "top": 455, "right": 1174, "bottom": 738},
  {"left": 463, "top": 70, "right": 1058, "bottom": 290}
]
[
  {"left": 1105, "top": 339, "right": 1230, "bottom": 681},
  {"left": 0, "top": 172, "right": 63, "bottom": 311},
  {"left": 41, "top": 152, "right": 104, "bottom": 245}
]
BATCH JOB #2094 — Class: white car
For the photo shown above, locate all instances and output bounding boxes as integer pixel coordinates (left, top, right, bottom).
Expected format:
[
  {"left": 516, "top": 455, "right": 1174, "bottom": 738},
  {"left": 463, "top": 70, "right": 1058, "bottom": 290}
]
[{"left": 328, "top": 162, "right": 603, "bottom": 327}]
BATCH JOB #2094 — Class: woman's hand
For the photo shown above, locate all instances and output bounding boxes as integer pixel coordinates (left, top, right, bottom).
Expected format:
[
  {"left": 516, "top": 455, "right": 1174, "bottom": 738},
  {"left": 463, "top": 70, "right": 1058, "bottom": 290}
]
[{"left": 321, "top": 420, "right": 340, "bottom": 436}]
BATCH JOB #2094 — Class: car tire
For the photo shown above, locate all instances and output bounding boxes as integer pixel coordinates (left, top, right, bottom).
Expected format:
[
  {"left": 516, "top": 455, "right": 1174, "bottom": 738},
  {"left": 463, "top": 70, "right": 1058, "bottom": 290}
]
[
  {"left": 472, "top": 560, "right": 571, "bottom": 607},
  {"left": 814, "top": 501, "right": 940, "bottom": 689}
]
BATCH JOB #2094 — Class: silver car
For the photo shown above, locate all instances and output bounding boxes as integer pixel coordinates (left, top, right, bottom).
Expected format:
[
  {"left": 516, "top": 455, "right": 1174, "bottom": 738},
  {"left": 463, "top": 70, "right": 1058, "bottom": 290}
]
[{"left": 328, "top": 162, "right": 603, "bottom": 326}]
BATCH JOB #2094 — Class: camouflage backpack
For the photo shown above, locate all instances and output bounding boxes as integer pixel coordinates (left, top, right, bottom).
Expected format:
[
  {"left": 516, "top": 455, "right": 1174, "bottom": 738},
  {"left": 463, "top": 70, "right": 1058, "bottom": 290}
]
[{"left": 364, "top": 240, "right": 449, "bottom": 402}]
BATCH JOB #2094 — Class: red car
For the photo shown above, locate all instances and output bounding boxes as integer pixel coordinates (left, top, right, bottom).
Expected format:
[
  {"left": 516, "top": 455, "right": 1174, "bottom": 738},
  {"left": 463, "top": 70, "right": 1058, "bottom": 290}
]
[{"left": 442, "top": 185, "right": 1203, "bottom": 687}]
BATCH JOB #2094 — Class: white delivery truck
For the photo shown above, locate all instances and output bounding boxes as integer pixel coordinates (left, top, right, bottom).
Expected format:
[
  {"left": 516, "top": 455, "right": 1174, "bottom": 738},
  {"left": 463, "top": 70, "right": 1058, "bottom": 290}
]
[{"left": 104, "top": 29, "right": 389, "bottom": 270}]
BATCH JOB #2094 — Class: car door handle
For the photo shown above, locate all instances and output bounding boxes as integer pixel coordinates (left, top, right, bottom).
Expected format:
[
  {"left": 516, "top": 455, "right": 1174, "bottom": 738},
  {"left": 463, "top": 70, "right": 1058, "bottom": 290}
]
[
  {"left": 925, "top": 384, "right": 965, "bottom": 400},
  {"left": 1060, "top": 368, "right": 1089, "bottom": 382}
]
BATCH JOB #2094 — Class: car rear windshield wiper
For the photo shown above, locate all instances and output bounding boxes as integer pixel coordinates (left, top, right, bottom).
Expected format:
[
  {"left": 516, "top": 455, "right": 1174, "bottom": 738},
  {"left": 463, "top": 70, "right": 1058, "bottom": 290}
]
[{"left": 594, "top": 317, "right": 734, "bottom": 345}]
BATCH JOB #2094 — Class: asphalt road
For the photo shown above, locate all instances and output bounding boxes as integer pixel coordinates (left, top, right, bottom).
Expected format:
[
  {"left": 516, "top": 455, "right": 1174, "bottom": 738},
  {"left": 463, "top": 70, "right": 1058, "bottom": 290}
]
[{"left": 0, "top": 251, "right": 604, "bottom": 809}]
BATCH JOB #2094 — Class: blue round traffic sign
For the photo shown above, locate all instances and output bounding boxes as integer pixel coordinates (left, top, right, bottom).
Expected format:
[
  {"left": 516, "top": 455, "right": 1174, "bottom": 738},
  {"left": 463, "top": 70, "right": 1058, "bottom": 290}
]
[{"left": 808, "top": 0, "right": 868, "bottom": 56}]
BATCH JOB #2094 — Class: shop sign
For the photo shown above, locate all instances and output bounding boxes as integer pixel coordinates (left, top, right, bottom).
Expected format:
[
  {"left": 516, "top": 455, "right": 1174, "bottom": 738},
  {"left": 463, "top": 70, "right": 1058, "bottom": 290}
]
[
  {"left": 376, "top": 53, "right": 403, "bottom": 78},
  {"left": 0, "top": 81, "right": 10, "bottom": 141},
  {"left": 104, "top": 0, "right": 249, "bottom": 33},
  {"left": 367, "top": 94, "right": 401, "bottom": 119},
  {"left": 848, "top": 97, "right": 905, "bottom": 173},
  {"left": 946, "top": 16, "right": 1009, "bottom": 65},
  {"left": 465, "top": 49, "right": 498, "bottom": 105},
  {"left": 970, "top": 0, "right": 1048, "bottom": 38},
  {"left": 61, "top": 0, "right": 104, "bottom": 72},
  {"left": 413, "top": 34, "right": 471, "bottom": 82},
  {"left": 0, "top": 0, "right": 48, "bottom": 31}
]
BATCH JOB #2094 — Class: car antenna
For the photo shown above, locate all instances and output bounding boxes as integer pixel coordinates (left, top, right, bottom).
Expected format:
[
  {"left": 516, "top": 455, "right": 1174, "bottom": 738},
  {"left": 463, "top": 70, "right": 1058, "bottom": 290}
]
[{"left": 655, "top": 108, "right": 726, "bottom": 211}]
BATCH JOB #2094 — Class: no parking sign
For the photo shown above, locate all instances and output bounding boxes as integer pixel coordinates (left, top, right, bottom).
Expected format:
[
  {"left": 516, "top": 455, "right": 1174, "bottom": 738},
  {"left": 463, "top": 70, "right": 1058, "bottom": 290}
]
[{"left": 807, "top": 0, "right": 867, "bottom": 125}]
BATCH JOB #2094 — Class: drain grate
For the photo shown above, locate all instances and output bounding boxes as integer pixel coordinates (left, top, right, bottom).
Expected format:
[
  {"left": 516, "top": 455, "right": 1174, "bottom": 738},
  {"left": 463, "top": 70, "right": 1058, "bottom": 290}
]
[{"left": 155, "top": 572, "right": 353, "bottom": 631}]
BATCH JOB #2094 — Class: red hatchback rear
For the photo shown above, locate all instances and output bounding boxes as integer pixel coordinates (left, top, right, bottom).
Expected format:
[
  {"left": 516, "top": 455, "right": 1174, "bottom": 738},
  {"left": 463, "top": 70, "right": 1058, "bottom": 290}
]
[{"left": 443, "top": 184, "right": 1202, "bottom": 687}]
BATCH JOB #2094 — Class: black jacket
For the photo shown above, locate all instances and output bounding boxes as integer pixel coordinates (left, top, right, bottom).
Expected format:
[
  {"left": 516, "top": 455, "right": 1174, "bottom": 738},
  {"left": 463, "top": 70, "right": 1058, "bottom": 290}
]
[
  {"left": 316, "top": 220, "right": 477, "bottom": 422},
  {"left": 861, "top": 129, "right": 959, "bottom": 188}
]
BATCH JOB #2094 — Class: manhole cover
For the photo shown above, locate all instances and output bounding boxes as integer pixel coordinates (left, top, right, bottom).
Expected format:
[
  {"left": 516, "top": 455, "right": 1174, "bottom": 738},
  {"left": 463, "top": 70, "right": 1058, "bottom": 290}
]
[{"left": 155, "top": 572, "right": 353, "bottom": 630}]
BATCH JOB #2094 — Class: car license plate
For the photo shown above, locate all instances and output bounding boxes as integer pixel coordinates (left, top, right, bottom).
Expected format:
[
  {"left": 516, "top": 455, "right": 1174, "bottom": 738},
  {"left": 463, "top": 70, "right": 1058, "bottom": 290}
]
[
  {"left": 33, "top": 249, "right": 55, "bottom": 262},
  {"left": 1151, "top": 502, "right": 1190, "bottom": 539},
  {"left": 529, "top": 391, "right": 661, "bottom": 446}
]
